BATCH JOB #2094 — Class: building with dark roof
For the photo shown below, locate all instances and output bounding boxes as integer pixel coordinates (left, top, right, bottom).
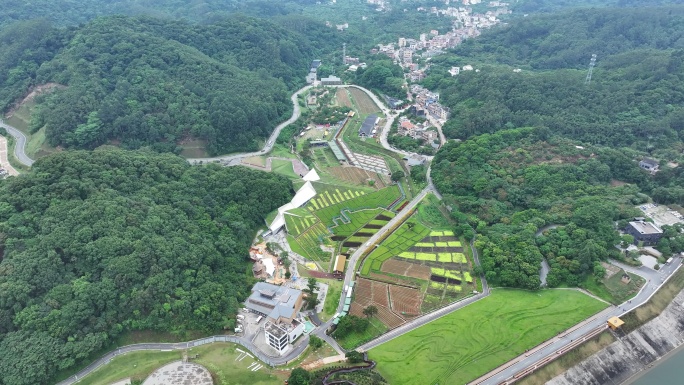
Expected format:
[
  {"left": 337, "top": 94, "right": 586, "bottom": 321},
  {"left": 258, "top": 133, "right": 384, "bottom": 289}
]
[
  {"left": 625, "top": 220, "right": 663, "bottom": 245},
  {"left": 359, "top": 114, "right": 378, "bottom": 137},
  {"left": 246, "top": 282, "right": 303, "bottom": 324}
]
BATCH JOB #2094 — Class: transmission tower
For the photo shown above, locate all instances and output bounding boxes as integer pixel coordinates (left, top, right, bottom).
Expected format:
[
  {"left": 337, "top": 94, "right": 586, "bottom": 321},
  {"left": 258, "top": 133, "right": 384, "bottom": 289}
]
[
  {"left": 585, "top": 54, "right": 597, "bottom": 84},
  {"left": 342, "top": 43, "right": 346, "bottom": 65}
]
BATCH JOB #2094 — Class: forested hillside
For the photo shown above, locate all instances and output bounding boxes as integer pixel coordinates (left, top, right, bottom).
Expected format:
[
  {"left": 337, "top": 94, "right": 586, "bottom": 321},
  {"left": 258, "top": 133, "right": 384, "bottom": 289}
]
[
  {"left": 1, "top": 15, "right": 339, "bottom": 155},
  {"left": 422, "top": 7, "right": 684, "bottom": 154},
  {"left": 432, "top": 128, "right": 645, "bottom": 288},
  {"left": 0, "top": 149, "right": 292, "bottom": 385}
]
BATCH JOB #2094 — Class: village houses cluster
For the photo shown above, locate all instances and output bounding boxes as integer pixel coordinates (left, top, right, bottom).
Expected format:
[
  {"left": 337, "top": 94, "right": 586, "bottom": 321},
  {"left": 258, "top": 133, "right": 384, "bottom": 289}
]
[
  {"left": 409, "top": 84, "right": 450, "bottom": 123},
  {"left": 370, "top": 1, "right": 509, "bottom": 83}
]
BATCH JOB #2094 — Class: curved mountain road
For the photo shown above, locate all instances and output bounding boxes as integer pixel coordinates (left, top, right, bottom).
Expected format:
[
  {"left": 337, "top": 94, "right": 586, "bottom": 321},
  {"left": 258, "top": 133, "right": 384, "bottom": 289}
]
[
  {"left": 0, "top": 120, "right": 35, "bottom": 167},
  {"left": 186, "top": 85, "right": 311, "bottom": 165}
]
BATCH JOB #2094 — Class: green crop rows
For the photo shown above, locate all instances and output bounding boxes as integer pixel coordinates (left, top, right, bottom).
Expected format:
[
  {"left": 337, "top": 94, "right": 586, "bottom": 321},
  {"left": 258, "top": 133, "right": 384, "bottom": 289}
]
[
  {"left": 284, "top": 208, "right": 318, "bottom": 237},
  {"left": 315, "top": 185, "right": 401, "bottom": 227},
  {"left": 429, "top": 230, "right": 455, "bottom": 237},
  {"left": 332, "top": 209, "right": 385, "bottom": 237},
  {"left": 369, "top": 289, "right": 608, "bottom": 385},
  {"left": 361, "top": 219, "right": 430, "bottom": 275}
]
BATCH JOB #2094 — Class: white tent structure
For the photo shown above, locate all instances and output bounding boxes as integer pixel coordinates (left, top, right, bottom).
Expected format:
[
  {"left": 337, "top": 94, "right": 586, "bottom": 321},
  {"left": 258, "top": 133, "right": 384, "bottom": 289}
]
[
  {"left": 262, "top": 258, "right": 276, "bottom": 277},
  {"left": 302, "top": 168, "right": 321, "bottom": 182},
  {"left": 291, "top": 181, "right": 317, "bottom": 208},
  {"left": 268, "top": 182, "right": 317, "bottom": 233}
]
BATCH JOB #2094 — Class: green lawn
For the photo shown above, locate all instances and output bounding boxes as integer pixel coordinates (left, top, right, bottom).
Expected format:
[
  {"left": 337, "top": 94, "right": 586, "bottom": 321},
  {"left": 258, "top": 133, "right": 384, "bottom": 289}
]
[
  {"left": 336, "top": 317, "right": 388, "bottom": 350},
  {"left": 271, "top": 159, "right": 298, "bottom": 178},
  {"left": 582, "top": 269, "right": 645, "bottom": 305},
  {"left": 369, "top": 289, "right": 608, "bottom": 385},
  {"left": 189, "top": 343, "right": 284, "bottom": 385},
  {"left": 321, "top": 279, "right": 344, "bottom": 321},
  {"left": 76, "top": 343, "right": 284, "bottom": 385},
  {"left": 75, "top": 350, "right": 181, "bottom": 385}
]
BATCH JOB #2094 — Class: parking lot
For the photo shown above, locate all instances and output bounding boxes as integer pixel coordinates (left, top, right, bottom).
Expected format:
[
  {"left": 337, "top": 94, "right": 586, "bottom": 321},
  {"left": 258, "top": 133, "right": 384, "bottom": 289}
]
[{"left": 639, "top": 203, "right": 684, "bottom": 227}]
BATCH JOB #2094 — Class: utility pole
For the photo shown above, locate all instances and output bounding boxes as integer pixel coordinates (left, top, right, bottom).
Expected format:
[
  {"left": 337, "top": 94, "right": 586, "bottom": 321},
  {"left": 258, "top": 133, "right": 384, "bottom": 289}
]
[{"left": 585, "top": 54, "right": 597, "bottom": 85}]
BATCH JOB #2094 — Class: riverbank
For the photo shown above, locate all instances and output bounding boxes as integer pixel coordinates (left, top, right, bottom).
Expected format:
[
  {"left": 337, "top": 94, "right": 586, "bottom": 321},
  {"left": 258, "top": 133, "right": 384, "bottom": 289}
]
[{"left": 547, "top": 267, "right": 684, "bottom": 385}]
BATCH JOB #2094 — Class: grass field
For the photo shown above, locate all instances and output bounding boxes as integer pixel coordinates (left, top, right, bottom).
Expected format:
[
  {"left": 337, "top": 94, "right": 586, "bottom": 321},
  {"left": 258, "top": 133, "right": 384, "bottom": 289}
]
[
  {"left": 271, "top": 159, "right": 298, "bottom": 178},
  {"left": 75, "top": 350, "right": 182, "bottom": 385},
  {"left": 582, "top": 269, "right": 646, "bottom": 305},
  {"left": 321, "top": 279, "right": 344, "bottom": 321},
  {"left": 369, "top": 289, "right": 608, "bottom": 385},
  {"left": 189, "top": 343, "right": 284, "bottom": 385},
  {"left": 75, "top": 342, "right": 285, "bottom": 385},
  {"left": 337, "top": 317, "right": 388, "bottom": 350}
]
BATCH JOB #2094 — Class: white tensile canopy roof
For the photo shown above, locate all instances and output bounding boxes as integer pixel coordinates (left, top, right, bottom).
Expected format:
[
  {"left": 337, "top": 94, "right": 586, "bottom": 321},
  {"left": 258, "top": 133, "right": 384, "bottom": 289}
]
[
  {"left": 302, "top": 168, "right": 320, "bottom": 182},
  {"left": 262, "top": 258, "right": 276, "bottom": 277},
  {"left": 291, "top": 181, "right": 317, "bottom": 208},
  {"left": 268, "top": 183, "right": 317, "bottom": 233}
]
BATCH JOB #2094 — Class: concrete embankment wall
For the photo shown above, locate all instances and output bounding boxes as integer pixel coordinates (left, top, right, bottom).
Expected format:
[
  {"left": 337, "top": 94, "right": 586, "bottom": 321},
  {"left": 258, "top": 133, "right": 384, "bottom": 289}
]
[{"left": 548, "top": 290, "right": 684, "bottom": 385}]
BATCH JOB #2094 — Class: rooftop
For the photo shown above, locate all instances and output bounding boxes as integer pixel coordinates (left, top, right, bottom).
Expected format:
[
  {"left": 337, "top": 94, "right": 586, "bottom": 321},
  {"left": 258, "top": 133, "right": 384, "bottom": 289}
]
[
  {"left": 629, "top": 220, "right": 663, "bottom": 235},
  {"left": 359, "top": 114, "right": 378, "bottom": 136},
  {"left": 265, "top": 321, "right": 287, "bottom": 338},
  {"left": 246, "top": 282, "right": 303, "bottom": 322}
]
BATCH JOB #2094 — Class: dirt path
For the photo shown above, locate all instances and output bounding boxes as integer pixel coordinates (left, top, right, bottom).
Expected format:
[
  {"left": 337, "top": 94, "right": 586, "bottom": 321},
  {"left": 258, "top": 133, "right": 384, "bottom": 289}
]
[{"left": 0, "top": 136, "right": 19, "bottom": 176}]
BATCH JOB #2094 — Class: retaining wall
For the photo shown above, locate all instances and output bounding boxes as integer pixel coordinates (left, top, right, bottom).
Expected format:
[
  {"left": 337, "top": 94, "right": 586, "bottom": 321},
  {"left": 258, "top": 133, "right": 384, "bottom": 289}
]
[{"left": 548, "top": 289, "right": 684, "bottom": 385}]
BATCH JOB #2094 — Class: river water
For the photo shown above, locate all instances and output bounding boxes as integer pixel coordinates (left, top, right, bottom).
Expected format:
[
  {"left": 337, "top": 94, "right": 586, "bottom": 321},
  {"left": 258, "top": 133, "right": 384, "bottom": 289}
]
[{"left": 626, "top": 342, "right": 684, "bottom": 384}]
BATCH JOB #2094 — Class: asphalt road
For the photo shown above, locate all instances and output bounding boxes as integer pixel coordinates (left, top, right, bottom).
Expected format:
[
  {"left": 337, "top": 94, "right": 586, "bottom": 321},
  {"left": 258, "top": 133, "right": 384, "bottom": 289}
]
[
  {"left": 0, "top": 120, "right": 35, "bottom": 166},
  {"left": 477, "top": 256, "right": 683, "bottom": 385},
  {"left": 186, "top": 85, "right": 312, "bottom": 165}
]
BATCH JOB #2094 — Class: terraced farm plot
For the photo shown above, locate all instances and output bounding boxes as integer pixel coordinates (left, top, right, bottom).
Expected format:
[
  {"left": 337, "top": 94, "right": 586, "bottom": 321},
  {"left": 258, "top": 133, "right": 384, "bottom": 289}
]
[
  {"left": 328, "top": 166, "right": 389, "bottom": 188},
  {"left": 332, "top": 209, "right": 385, "bottom": 238},
  {"left": 292, "top": 222, "right": 331, "bottom": 262},
  {"left": 284, "top": 209, "right": 318, "bottom": 237},
  {"left": 389, "top": 285, "right": 422, "bottom": 315},
  {"left": 380, "top": 259, "right": 431, "bottom": 280},
  {"left": 361, "top": 219, "right": 430, "bottom": 275},
  {"left": 369, "top": 289, "right": 609, "bottom": 385},
  {"left": 315, "top": 185, "right": 401, "bottom": 227}
]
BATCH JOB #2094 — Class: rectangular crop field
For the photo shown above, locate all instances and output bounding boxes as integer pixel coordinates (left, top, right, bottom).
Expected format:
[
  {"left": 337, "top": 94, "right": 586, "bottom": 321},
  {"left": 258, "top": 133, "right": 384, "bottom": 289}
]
[
  {"left": 349, "top": 87, "right": 381, "bottom": 115},
  {"left": 369, "top": 289, "right": 608, "bottom": 385}
]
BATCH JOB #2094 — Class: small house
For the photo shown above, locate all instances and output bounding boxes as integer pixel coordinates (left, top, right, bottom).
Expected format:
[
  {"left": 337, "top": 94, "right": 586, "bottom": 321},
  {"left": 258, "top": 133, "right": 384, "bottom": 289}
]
[{"left": 639, "top": 158, "right": 659, "bottom": 173}]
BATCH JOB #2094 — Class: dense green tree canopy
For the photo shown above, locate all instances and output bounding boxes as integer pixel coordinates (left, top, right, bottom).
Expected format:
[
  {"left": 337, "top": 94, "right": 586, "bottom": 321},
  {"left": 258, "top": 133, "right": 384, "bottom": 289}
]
[
  {"left": 421, "top": 7, "right": 684, "bottom": 154},
  {"left": 432, "top": 128, "right": 644, "bottom": 288},
  {"left": 0, "top": 149, "right": 292, "bottom": 385}
]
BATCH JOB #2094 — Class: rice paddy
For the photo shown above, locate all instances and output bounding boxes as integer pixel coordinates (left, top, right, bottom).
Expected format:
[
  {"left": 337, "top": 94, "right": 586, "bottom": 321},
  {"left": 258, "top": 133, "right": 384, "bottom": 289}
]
[{"left": 369, "top": 289, "right": 609, "bottom": 385}]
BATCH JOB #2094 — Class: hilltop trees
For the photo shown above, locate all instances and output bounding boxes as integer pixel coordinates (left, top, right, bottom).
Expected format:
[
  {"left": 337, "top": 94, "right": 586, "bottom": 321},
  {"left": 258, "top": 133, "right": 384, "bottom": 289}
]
[{"left": 0, "top": 149, "right": 292, "bottom": 385}]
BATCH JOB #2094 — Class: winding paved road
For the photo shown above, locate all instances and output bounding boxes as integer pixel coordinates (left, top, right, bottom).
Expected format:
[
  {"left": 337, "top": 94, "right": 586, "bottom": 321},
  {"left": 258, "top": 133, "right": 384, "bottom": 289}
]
[
  {"left": 186, "top": 85, "right": 312, "bottom": 165},
  {"left": 0, "top": 120, "right": 34, "bottom": 166}
]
